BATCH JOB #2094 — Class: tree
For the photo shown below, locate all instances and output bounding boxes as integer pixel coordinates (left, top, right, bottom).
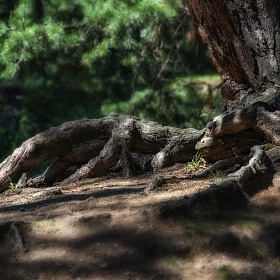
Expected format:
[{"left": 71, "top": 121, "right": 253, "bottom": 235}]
[
  {"left": 186, "top": 0, "right": 280, "bottom": 154},
  {"left": 1, "top": 0, "right": 279, "bottom": 197},
  {"left": 0, "top": 0, "right": 214, "bottom": 161}
]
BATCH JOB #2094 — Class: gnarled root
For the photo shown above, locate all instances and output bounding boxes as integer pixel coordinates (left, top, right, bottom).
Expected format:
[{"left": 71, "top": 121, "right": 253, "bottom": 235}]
[{"left": 0, "top": 114, "right": 204, "bottom": 192}]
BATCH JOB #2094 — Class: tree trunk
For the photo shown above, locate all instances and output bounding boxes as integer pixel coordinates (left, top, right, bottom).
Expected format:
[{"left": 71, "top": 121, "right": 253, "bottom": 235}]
[
  {"left": 187, "top": 0, "right": 280, "bottom": 107},
  {"left": 186, "top": 0, "right": 280, "bottom": 151}
]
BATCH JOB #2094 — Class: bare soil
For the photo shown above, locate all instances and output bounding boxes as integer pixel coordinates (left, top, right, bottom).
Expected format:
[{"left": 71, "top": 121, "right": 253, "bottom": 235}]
[{"left": 1, "top": 164, "right": 280, "bottom": 280}]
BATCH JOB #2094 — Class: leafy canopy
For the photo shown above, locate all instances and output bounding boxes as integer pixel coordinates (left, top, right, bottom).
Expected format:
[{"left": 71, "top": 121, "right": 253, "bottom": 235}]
[{"left": 0, "top": 0, "right": 184, "bottom": 79}]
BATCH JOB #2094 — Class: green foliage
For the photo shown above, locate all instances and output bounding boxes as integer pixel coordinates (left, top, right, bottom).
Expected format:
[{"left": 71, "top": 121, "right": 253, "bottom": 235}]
[
  {"left": 210, "top": 170, "right": 226, "bottom": 185},
  {"left": 218, "top": 265, "right": 234, "bottom": 280},
  {"left": 0, "top": 0, "right": 217, "bottom": 161},
  {"left": 180, "top": 152, "right": 206, "bottom": 173},
  {"left": 8, "top": 180, "right": 17, "bottom": 191},
  {"left": 0, "top": 0, "right": 187, "bottom": 79},
  {"left": 186, "top": 152, "right": 206, "bottom": 171},
  {"left": 101, "top": 75, "right": 223, "bottom": 128}
]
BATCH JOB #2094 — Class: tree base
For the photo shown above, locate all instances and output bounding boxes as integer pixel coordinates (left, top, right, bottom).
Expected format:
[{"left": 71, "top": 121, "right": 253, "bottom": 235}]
[{"left": 0, "top": 108, "right": 279, "bottom": 201}]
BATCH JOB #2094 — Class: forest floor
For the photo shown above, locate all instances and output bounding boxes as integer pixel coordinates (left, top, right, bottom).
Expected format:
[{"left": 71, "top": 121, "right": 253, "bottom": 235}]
[{"left": 1, "top": 163, "right": 280, "bottom": 280}]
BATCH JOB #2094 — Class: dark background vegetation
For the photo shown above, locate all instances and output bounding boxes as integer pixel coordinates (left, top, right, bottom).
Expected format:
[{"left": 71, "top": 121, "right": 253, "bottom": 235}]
[{"left": 0, "top": 0, "right": 221, "bottom": 161}]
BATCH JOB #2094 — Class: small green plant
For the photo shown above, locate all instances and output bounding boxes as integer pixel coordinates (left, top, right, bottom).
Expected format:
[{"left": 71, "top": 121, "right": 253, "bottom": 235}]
[
  {"left": 162, "top": 254, "right": 183, "bottom": 266},
  {"left": 218, "top": 265, "right": 234, "bottom": 280},
  {"left": 182, "top": 152, "right": 206, "bottom": 172},
  {"left": 210, "top": 170, "right": 226, "bottom": 184},
  {"left": 264, "top": 143, "right": 276, "bottom": 151},
  {"left": 8, "top": 178, "right": 23, "bottom": 193},
  {"left": 8, "top": 179, "right": 16, "bottom": 191}
]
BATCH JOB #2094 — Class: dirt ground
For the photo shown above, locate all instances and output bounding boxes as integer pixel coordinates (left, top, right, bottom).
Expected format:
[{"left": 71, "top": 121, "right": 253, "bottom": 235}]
[{"left": 1, "top": 163, "right": 280, "bottom": 280}]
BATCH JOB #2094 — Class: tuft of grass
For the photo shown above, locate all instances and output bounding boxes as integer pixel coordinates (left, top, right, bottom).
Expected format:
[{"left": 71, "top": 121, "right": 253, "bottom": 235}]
[
  {"left": 264, "top": 143, "right": 276, "bottom": 151},
  {"left": 251, "top": 242, "right": 272, "bottom": 261},
  {"left": 8, "top": 178, "right": 18, "bottom": 192},
  {"left": 232, "top": 218, "right": 260, "bottom": 231},
  {"left": 8, "top": 181, "right": 16, "bottom": 191},
  {"left": 210, "top": 170, "right": 226, "bottom": 184},
  {"left": 182, "top": 152, "right": 206, "bottom": 173},
  {"left": 8, "top": 178, "right": 23, "bottom": 194},
  {"left": 162, "top": 254, "right": 183, "bottom": 266},
  {"left": 218, "top": 265, "right": 234, "bottom": 280}
]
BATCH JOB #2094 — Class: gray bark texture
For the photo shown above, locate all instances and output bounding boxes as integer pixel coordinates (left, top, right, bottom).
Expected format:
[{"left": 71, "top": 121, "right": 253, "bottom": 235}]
[
  {"left": 185, "top": 0, "right": 280, "bottom": 169},
  {"left": 0, "top": 113, "right": 203, "bottom": 192},
  {"left": 187, "top": 0, "right": 280, "bottom": 107}
]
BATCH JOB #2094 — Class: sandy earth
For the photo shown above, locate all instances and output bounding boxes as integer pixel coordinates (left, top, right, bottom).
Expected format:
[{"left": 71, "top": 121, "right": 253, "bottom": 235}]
[{"left": 1, "top": 164, "right": 280, "bottom": 280}]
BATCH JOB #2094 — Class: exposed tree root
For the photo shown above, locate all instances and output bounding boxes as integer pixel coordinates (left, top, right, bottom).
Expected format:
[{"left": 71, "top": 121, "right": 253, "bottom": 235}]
[
  {"left": 194, "top": 155, "right": 249, "bottom": 177},
  {"left": 0, "top": 114, "right": 203, "bottom": 192},
  {"left": 147, "top": 102, "right": 277, "bottom": 214},
  {"left": 227, "top": 145, "right": 271, "bottom": 187},
  {"left": 144, "top": 176, "right": 168, "bottom": 195},
  {"left": 157, "top": 145, "right": 272, "bottom": 217},
  {"left": 145, "top": 145, "right": 271, "bottom": 193},
  {"left": 0, "top": 103, "right": 279, "bottom": 201}
]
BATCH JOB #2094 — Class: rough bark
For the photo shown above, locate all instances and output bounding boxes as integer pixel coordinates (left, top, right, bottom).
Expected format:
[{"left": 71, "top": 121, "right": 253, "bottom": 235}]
[
  {"left": 187, "top": 0, "right": 280, "bottom": 107},
  {"left": 155, "top": 0, "right": 280, "bottom": 211},
  {"left": 185, "top": 0, "right": 280, "bottom": 166},
  {"left": 0, "top": 113, "right": 204, "bottom": 192}
]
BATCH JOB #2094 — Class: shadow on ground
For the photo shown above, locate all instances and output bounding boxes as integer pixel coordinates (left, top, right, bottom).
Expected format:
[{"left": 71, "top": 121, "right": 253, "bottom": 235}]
[
  {"left": 0, "top": 185, "right": 145, "bottom": 213},
  {"left": 0, "top": 195, "right": 190, "bottom": 279},
  {"left": 0, "top": 163, "right": 280, "bottom": 280}
]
